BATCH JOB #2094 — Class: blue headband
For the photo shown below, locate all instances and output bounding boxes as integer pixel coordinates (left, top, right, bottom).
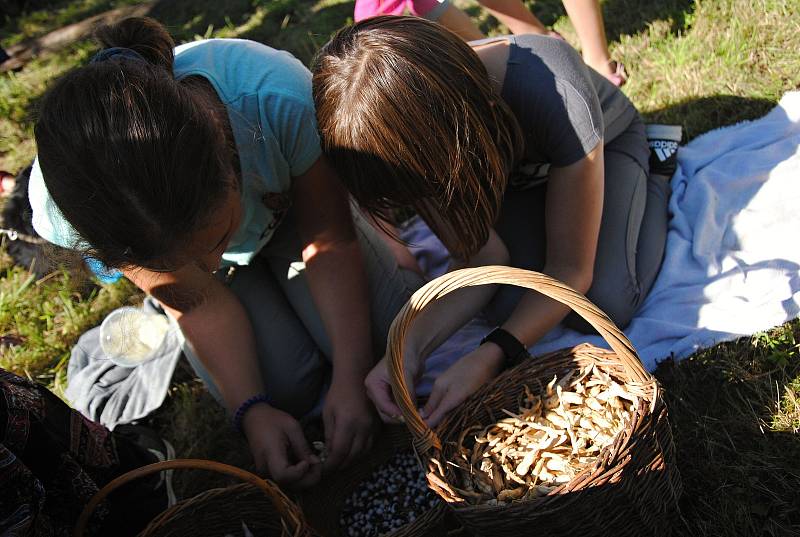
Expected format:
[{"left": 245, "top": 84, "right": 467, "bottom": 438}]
[{"left": 90, "top": 47, "right": 146, "bottom": 64}]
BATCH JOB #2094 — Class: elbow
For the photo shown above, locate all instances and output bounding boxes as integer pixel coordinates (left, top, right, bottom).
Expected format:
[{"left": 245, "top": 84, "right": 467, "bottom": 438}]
[
  {"left": 473, "top": 231, "right": 510, "bottom": 267},
  {"left": 572, "top": 268, "right": 594, "bottom": 295},
  {"left": 545, "top": 264, "right": 594, "bottom": 295}
]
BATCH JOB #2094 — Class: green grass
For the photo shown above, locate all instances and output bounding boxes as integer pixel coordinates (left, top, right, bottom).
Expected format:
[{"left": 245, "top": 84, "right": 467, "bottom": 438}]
[
  {"left": 1, "top": 0, "right": 799, "bottom": 534},
  {"left": 0, "top": 246, "right": 140, "bottom": 394}
]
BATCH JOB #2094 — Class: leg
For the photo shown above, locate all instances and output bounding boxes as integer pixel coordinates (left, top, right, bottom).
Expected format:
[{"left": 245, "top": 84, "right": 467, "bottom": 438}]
[
  {"left": 260, "top": 207, "right": 426, "bottom": 361},
  {"left": 180, "top": 262, "right": 327, "bottom": 419},
  {"left": 488, "top": 119, "right": 668, "bottom": 332},
  {"left": 476, "top": 0, "right": 550, "bottom": 35},
  {"left": 417, "top": 0, "right": 485, "bottom": 40},
  {"left": 568, "top": 120, "right": 669, "bottom": 331},
  {"left": 561, "top": 0, "right": 626, "bottom": 86}
]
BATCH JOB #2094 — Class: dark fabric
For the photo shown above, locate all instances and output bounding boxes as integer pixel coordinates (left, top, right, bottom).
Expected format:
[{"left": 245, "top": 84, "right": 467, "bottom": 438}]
[{"left": 0, "top": 368, "right": 164, "bottom": 536}]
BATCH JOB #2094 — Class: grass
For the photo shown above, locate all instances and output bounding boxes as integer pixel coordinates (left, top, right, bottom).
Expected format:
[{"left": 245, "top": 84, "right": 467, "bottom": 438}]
[{"left": 1, "top": 0, "right": 799, "bottom": 534}]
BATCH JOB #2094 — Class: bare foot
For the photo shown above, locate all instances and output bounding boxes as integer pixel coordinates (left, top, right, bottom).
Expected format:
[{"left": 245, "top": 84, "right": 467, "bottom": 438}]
[{"left": 588, "top": 58, "right": 628, "bottom": 87}]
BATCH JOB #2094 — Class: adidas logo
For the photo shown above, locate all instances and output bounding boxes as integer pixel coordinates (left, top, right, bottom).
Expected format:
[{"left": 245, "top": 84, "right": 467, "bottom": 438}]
[{"left": 650, "top": 140, "right": 678, "bottom": 162}]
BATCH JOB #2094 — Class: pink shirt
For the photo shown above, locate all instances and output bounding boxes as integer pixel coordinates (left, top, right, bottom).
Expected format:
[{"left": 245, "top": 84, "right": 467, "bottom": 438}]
[{"left": 354, "top": 0, "right": 448, "bottom": 21}]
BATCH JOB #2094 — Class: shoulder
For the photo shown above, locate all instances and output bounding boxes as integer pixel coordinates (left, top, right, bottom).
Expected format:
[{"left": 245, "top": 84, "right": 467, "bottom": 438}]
[
  {"left": 507, "top": 34, "right": 588, "bottom": 83},
  {"left": 173, "top": 39, "right": 313, "bottom": 104}
]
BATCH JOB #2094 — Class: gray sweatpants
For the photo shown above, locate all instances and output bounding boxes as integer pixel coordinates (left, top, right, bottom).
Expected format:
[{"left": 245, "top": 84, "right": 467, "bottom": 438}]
[
  {"left": 486, "top": 117, "right": 670, "bottom": 332},
  {"left": 181, "top": 208, "right": 425, "bottom": 418}
]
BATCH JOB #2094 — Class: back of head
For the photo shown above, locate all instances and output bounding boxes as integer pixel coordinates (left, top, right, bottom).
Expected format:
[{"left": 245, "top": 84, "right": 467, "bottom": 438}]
[
  {"left": 312, "top": 16, "right": 522, "bottom": 260},
  {"left": 35, "top": 17, "right": 234, "bottom": 270}
]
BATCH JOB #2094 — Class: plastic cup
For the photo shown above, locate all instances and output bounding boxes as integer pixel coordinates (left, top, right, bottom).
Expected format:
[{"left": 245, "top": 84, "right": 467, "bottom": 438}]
[{"left": 99, "top": 306, "right": 170, "bottom": 367}]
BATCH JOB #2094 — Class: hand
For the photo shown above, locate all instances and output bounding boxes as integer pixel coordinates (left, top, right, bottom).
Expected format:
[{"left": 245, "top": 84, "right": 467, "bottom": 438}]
[
  {"left": 421, "top": 343, "right": 504, "bottom": 427},
  {"left": 364, "top": 353, "right": 422, "bottom": 423},
  {"left": 322, "top": 372, "right": 377, "bottom": 471},
  {"left": 242, "top": 404, "right": 322, "bottom": 489}
]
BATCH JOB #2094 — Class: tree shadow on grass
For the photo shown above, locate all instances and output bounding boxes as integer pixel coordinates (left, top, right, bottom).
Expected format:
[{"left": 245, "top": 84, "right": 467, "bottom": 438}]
[
  {"left": 1, "top": 0, "right": 117, "bottom": 42},
  {"left": 242, "top": 0, "right": 354, "bottom": 66},
  {"left": 602, "top": 0, "right": 696, "bottom": 44},
  {"left": 654, "top": 334, "right": 800, "bottom": 537},
  {"left": 147, "top": 0, "right": 262, "bottom": 44},
  {"left": 148, "top": 0, "right": 353, "bottom": 66},
  {"left": 643, "top": 94, "right": 777, "bottom": 142}
]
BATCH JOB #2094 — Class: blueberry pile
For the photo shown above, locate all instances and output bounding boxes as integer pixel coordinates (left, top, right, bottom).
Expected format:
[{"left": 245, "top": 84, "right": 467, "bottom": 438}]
[{"left": 340, "top": 450, "right": 440, "bottom": 537}]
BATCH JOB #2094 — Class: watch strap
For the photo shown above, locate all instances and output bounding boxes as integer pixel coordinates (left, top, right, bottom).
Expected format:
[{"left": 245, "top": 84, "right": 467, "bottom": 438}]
[{"left": 480, "top": 327, "right": 530, "bottom": 368}]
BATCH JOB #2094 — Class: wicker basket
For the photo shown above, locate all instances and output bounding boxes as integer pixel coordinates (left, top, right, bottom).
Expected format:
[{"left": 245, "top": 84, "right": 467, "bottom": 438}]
[
  {"left": 298, "top": 424, "right": 450, "bottom": 537},
  {"left": 73, "top": 459, "right": 316, "bottom": 537},
  {"left": 387, "top": 266, "right": 683, "bottom": 537}
]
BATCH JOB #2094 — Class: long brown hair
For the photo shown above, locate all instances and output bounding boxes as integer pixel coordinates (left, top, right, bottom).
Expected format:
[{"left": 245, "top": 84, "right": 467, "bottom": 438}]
[{"left": 313, "top": 15, "right": 523, "bottom": 260}]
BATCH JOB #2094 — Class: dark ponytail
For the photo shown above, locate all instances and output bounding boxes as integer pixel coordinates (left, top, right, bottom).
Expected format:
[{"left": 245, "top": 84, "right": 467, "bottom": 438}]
[
  {"left": 35, "top": 17, "right": 235, "bottom": 271},
  {"left": 94, "top": 16, "right": 175, "bottom": 70}
]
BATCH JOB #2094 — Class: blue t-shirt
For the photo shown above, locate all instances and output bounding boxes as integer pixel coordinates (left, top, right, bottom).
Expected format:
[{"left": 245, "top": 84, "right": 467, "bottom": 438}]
[{"left": 28, "top": 38, "right": 321, "bottom": 267}]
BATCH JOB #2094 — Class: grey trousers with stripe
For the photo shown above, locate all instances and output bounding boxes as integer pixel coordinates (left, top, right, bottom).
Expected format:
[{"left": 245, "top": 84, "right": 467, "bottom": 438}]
[{"left": 486, "top": 117, "right": 670, "bottom": 332}]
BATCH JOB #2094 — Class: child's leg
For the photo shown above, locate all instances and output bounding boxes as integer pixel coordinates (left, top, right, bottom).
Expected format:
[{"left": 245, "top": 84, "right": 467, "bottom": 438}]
[
  {"left": 484, "top": 183, "right": 548, "bottom": 326},
  {"left": 354, "top": 0, "right": 409, "bottom": 21},
  {"left": 561, "top": 0, "right": 627, "bottom": 86},
  {"left": 476, "top": 0, "right": 550, "bottom": 35},
  {"left": 428, "top": 1, "right": 485, "bottom": 40},
  {"left": 487, "top": 119, "right": 668, "bottom": 332}
]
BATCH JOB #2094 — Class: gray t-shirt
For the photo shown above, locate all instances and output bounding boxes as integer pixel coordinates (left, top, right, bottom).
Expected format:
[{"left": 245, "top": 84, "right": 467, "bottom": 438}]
[{"left": 490, "top": 35, "right": 642, "bottom": 189}]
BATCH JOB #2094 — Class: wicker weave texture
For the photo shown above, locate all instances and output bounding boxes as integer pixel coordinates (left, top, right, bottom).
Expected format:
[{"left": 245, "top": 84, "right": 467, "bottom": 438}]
[
  {"left": 385, "top": 267, "right": 683, "bottom": 537},
  {"left": 73, "top": 459, "right": 315, "bottom": 537}
]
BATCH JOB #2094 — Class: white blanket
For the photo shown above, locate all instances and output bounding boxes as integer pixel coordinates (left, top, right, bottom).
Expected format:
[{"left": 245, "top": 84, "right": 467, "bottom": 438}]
[{"left": 412, "top": 92, "right": 800, "bottom": 394}]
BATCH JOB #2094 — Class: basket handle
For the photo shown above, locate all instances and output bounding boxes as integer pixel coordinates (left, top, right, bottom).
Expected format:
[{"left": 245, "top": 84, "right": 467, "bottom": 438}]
[
  {"left": 386, "top": 266, "right": 650, "bottom": 455},
  {"left": 73, "top": 458, "right": 299, "bottom": 537}
]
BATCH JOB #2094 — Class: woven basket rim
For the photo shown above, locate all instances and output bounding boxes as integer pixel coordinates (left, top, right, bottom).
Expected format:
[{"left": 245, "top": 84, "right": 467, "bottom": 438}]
[{"left": 72, "top": 459, "right": 313, "bottom": 537}]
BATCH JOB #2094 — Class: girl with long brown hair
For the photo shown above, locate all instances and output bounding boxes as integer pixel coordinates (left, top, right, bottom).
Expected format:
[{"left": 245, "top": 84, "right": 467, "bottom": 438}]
[{"left": 313, "top": 16, "right": 677, "bottom": 426}]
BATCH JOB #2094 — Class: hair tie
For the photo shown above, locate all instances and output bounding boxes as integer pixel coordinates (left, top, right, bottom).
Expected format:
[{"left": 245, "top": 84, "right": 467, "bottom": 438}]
[{"left": 90, "top": 46, "right": 146, "bottom": 65}]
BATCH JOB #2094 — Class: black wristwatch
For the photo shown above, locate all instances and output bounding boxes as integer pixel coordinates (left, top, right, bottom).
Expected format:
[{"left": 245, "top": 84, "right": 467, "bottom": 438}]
[{"left": 480, "top": 327, "right": 531, "bottom": 369}]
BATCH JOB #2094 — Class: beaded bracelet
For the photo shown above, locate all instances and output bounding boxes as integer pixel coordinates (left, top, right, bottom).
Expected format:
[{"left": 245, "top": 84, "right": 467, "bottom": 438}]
[{"left": 232, "top": 393, "right": 272, "bottom": 435}]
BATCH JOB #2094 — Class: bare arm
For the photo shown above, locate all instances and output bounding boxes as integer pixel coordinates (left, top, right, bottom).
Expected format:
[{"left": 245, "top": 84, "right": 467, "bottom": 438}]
[
  {"left": 477, "top": 0, "right": 549, "bottom": 35},
  {"left": 421, "top": 143, "right": 605, "bottom": 425},
  {"left": 293, "top": 156, "right": 373, "bottom": 379},
  {"left": 501, "top": 143, "right": 604, "bottom": 346},
  {"left": 291, "top": 155, "right": 377, "bottom": 469},
  {"left": 124, "top": 257, "right": 321, "bottom": 487},
  {"left": 403, "top": 228, "right": 509, "bottom": 362},
  {"left": 364, "top": 227, "right": 510, "bottom": 421},
  {"left": 123, "top": 266, "right": 262, "bottom": 417}
]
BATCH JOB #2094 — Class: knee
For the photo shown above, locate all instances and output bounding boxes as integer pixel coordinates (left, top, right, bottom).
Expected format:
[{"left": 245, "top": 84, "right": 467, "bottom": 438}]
[
  {"left": 258, "top": 345, "right": 327, "bottom": 419},
  {"left": 575, "top": 283, "right": 639, "bottom": 333}
]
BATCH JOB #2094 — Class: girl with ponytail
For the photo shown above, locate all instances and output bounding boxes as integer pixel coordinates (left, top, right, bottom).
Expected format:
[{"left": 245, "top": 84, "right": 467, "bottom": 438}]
[{"left": 32, "top": 17, "right": 424, "bottom": 487}]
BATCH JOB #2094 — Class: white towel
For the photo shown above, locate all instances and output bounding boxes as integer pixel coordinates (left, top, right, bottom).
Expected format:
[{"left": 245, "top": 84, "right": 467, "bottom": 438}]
[{"left": 409, "top": 92, "right": 800, "bottom": 395}]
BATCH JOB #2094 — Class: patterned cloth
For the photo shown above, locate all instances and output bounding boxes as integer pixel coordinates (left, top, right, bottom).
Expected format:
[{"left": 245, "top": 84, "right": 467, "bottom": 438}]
[{"left": 0, "top": 369, "right": 164, "bottom": 536}]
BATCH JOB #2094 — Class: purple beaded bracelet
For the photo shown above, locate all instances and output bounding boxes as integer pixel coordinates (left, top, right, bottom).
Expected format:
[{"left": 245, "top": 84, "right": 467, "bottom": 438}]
[{"left": 232, "top": 393, "right": 272, "bottom": 435}]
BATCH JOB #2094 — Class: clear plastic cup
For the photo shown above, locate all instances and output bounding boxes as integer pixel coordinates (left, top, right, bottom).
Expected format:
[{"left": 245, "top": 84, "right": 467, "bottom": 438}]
[{"left": 99, "top": 306, "right": 171, "bottom": 367}]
